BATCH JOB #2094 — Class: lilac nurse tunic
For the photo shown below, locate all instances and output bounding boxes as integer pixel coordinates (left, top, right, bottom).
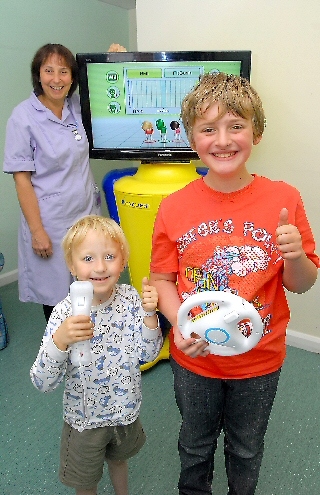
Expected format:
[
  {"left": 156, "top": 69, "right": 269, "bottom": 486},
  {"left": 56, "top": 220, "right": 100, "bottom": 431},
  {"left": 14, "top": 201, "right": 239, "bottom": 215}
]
[{"left": 3, "top": 92, "right": 101, "bottom": 305}]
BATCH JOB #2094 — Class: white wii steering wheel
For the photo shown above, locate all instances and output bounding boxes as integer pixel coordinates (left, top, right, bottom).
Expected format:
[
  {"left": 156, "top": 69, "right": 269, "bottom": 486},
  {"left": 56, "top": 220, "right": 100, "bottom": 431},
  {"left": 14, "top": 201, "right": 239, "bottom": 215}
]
[{"left": 177, "top": 291, "right": 263, "bottom": 356}]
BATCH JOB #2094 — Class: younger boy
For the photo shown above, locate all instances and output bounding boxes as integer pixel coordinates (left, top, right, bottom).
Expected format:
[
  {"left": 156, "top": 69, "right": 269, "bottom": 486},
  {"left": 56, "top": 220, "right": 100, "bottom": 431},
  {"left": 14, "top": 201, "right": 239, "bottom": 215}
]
[
  {"left": 31, "top": 215, "right": 163, "bottom": 495},
  {"left": 150, "top": 73, "right": 318, "bottom": 495}
]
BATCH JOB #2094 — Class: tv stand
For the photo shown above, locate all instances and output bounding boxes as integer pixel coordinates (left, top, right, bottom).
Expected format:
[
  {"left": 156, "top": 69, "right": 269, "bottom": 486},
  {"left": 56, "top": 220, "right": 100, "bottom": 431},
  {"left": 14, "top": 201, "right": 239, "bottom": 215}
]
[{"left": 114, "top": 161, "right": 201, "bottom": 290}]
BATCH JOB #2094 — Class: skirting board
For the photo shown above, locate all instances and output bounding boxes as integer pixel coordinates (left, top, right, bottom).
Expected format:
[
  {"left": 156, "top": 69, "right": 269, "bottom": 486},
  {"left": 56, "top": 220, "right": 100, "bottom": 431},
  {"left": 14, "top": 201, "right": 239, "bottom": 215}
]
[
  {"left": 0, "top": 269, "right": 319, "bottom": 354},
  {"left": 286, "top": 329, "right": 320, "bottom": 353},
  {"left": 0, "top": 269, "right": 18, "bottom": 287}
]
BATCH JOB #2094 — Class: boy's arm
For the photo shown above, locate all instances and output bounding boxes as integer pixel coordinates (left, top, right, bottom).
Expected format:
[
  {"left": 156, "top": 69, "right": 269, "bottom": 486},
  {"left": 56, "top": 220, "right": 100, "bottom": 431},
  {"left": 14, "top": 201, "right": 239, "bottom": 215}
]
[
  {"left": 149, "top": 272, "right": 180, "bottom": 327},
  {"left": 150, "top": 272, "right": 209, "bottom": 357},
  {"left": 276, "top": 208, "right": 318, "bottom": 293},
  {"left": 281, "top": 256, "right": 317, "bottom": 293}
]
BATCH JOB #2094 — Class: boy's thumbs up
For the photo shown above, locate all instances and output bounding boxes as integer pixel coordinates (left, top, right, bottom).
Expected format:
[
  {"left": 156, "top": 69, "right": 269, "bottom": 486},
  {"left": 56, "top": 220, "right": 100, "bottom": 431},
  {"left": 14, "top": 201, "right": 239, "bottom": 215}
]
[
  {"left": 142, "top": 276, "right": 149, "bottom": 289},
  {"left": 278, "top": 207, "right": 289, "bottom": 227}
]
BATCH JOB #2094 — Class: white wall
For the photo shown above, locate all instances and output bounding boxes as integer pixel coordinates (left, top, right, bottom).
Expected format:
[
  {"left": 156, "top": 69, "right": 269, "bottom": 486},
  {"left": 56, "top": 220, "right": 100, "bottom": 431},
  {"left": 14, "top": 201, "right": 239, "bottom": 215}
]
[{"left": 136, "top": 0, "right": 320, "bottom": 343}]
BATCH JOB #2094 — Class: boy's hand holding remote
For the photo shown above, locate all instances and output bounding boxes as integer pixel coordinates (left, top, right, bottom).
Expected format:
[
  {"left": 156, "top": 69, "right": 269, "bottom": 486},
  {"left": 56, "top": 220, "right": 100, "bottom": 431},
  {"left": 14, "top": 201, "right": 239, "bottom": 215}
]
[{"left": 52, "top": 314, "right": 94, "bottom": 352}]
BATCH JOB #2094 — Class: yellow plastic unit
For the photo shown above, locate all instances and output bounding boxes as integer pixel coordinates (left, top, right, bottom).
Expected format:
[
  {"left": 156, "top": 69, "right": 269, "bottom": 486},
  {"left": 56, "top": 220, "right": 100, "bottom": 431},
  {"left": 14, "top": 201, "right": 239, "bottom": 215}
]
[{"left": 114, "top": 162, "right": 201, "bottom": 292}]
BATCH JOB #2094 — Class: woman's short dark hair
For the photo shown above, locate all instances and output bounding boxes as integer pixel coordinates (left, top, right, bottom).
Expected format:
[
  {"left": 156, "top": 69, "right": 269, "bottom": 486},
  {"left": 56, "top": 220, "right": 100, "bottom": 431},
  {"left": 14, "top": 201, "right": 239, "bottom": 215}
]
[{"left": 31, "top": 44, "right": 79, "bottom": 97}]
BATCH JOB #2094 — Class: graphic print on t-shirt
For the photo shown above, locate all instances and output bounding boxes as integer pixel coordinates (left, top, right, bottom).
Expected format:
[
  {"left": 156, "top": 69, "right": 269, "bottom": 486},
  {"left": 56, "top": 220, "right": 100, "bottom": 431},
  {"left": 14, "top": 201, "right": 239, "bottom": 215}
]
[{"left": 178, "top": 227, "right": 283, "bottom": 337}]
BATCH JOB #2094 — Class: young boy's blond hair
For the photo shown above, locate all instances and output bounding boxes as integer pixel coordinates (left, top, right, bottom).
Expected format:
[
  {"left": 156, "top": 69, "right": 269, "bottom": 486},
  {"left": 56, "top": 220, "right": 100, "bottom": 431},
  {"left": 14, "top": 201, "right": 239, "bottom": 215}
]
[
  {"left": 62, "top": 215, "right": 130, "bottom": 270},
  {"left": 181, "top": 72, "right": 265, "bottom": 146}
]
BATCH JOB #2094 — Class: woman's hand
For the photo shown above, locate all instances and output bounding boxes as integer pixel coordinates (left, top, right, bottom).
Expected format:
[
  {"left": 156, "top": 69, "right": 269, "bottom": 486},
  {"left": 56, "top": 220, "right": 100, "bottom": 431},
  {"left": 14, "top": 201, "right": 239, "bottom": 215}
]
[
  {"left": 32, "top": 226, "right": 53, "bottom": 258},
  {"left": 107, "top": 43, "right": 127, "bottom": 52},
  {"left": 13, "top": 171, "right": 53, "bottom": 258},
  {"left": 52, "top": 315, "right": 94, "bottom": 351}
]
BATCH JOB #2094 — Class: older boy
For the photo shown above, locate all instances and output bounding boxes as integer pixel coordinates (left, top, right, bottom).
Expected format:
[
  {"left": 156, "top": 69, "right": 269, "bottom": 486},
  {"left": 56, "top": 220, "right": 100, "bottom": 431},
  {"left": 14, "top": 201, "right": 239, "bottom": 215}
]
[{"left": 150, "top": 73, "right": 318, "bottom": 495}]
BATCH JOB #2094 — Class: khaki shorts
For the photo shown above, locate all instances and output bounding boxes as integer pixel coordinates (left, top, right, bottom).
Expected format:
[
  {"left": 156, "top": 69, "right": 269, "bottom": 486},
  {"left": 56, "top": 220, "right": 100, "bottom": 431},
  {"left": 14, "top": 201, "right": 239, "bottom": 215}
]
[{"left": 59, "top": 418, "right": 146, "bottom": 490}]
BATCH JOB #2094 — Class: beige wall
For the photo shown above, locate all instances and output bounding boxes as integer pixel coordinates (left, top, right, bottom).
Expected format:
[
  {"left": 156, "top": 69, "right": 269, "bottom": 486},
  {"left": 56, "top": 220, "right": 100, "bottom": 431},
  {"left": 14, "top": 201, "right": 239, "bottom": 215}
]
[{"left": 136, "top": 0, "right": 320, "bottom": 340}]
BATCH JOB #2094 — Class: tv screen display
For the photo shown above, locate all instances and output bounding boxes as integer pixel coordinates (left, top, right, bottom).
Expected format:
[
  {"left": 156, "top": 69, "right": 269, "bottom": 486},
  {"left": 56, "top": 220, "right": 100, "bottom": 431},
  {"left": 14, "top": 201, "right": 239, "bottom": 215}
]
[{"left": 76, "top": 51, "right": 251, "bottom": 163}]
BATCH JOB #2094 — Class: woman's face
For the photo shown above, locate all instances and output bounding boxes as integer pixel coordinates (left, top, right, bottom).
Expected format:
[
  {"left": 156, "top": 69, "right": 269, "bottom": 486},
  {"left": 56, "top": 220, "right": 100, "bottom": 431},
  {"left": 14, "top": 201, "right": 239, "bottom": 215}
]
[{"left": 39, "top": 53, "right": 73, "bottom": 107}]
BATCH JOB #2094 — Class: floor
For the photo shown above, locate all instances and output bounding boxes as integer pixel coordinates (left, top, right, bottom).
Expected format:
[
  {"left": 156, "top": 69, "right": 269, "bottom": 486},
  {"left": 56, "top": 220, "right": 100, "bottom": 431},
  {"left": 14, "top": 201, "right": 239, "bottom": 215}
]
[{"left": 0, "top": 281, "right": 319, "bottom": 494}]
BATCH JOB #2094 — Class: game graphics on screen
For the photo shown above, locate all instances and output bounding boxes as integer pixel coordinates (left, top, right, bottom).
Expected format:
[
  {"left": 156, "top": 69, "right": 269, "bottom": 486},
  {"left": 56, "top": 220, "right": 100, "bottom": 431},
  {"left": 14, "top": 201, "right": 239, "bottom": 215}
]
[{"left": 87, "top": 60, "right": 242, "bottom": 150}]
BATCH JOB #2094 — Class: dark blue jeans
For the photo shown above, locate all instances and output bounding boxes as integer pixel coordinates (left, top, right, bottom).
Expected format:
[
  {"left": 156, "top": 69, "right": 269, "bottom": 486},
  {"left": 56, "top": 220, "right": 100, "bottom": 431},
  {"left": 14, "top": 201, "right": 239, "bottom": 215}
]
[{"left": 171, "top": 358, "right": 281, "bottom": 495}]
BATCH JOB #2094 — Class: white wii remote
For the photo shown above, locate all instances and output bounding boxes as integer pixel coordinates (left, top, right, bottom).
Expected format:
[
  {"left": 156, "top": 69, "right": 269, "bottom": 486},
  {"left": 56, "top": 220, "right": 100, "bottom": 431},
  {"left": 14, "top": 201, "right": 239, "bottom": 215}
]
[{"left": 69, "top": 281, "right": 94, "bottom": 366}]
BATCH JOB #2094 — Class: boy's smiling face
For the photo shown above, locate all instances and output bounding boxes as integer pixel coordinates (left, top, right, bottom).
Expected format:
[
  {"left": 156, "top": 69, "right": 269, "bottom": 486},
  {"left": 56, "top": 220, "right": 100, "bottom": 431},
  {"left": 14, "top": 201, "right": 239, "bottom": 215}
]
[
  {"left": 69, "top": 230, "right": 124, "bottom": 306},
  {"left": 191, "top": 102, "right": 261, "bottom": 191}
]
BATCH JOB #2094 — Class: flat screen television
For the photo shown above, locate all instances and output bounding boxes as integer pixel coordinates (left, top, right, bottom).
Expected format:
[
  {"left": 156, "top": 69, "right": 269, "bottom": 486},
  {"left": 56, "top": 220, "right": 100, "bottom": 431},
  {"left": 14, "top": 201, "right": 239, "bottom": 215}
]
[{"left": 76, "top": 51, "right": 251, "bottom": 163}]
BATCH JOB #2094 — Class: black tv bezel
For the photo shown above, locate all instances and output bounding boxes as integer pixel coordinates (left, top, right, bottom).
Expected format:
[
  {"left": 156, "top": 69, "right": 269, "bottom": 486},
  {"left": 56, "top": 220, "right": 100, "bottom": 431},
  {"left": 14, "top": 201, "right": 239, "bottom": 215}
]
[{"left": 76, "top": 50, "right": 251, "bottom": 162}]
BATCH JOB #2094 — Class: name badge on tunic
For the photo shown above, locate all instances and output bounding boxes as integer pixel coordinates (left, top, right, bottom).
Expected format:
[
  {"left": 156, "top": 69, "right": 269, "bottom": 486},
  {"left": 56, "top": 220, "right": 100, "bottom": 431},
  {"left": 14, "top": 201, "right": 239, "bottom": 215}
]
[{"left": 72, "top": 130, "right": 82, "bottom": 141}]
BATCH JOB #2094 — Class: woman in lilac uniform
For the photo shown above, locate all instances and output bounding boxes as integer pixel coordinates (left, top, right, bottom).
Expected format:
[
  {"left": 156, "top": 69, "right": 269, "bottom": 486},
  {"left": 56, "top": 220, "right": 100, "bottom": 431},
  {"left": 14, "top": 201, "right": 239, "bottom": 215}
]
[{"left": 3, "top": 44, "right": 101, "bottom": 321}]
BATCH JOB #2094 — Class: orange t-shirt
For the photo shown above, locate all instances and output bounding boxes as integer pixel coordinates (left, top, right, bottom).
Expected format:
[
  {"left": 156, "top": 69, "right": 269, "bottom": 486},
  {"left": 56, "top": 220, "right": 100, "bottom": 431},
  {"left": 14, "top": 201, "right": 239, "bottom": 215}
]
[{"left": 150, "top": 175, "right": 318, "bottom": 379}]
